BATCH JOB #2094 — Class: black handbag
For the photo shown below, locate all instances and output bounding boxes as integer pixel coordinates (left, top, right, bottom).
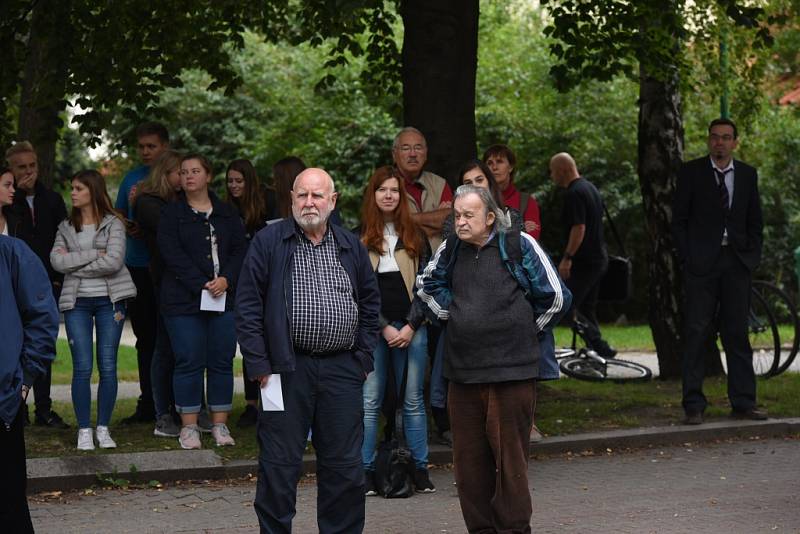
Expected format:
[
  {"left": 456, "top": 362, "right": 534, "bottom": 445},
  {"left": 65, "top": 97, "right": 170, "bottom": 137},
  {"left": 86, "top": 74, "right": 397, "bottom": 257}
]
[
  {"left": 599, "top": 204, "right": 633, "bottom": 302},
  {"left": 372, "top": 361, "right": 414, "bottom": 498}
]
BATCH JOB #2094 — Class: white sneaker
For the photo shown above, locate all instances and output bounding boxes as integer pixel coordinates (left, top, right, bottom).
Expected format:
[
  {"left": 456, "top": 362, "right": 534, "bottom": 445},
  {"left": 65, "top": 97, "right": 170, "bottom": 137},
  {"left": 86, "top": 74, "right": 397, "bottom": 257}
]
[
  {"left": 211, "top": 423, "right": 235, "bottom": 447},
  {"left": 95, "top": 425, "right": 117, "bottom": 449},
  {"left": 179, "top": 424, "right": 202, "bottom": 449},
  {"left": 77, "top": 428, "right": 95, "bottom": 451}
]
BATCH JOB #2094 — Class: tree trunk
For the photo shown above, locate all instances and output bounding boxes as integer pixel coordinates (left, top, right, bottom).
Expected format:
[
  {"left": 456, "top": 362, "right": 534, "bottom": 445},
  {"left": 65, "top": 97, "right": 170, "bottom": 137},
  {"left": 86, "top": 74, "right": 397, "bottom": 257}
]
[
  {"left": 399, "top": 0, "right": 478, "bottom": 186},
  {"left": 17, "top": 0, "right": 72, "bottom": 188},
  {"left": 637, "top": 68, "right": 685, "bottom": 380}
]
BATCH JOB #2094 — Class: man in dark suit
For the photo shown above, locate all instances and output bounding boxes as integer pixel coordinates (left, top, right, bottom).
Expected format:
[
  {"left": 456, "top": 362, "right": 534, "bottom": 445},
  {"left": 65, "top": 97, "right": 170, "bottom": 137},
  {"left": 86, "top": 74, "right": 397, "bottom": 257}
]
[{"left": 672, "top": 118, "right": 766, "bottom": 425}]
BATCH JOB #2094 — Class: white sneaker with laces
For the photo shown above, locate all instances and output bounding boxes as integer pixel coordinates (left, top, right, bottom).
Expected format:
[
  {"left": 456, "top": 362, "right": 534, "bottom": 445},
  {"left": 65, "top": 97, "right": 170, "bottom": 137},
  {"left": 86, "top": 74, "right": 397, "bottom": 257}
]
[
  {"left": 211, "top": 423, "right": 235, "bottom": 446},
  {"left": 179, "top": 424, "right": 202, "bottom": 449},
  {"left": 77, "top": 428, "right": 95, "bottom": 451},
  {"left": 95, "top": 425, "right": 117, "bottom": 449}
]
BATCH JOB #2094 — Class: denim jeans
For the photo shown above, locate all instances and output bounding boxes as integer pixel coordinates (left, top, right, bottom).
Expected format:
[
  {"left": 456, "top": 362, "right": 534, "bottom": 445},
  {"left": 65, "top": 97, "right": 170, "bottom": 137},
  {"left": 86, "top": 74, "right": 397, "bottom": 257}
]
[
  {"left": 362, "top": 322, "right": 429, "bottom": 471},
  {"left": 150, "top": 311, "right": 176, "bottom": 418},
  {"left": 163, "top": 311, "right": 236, "bottom": 414},
  {"left": 64, "top": 296, "right": 126, "bottom": 428},
  {"left": 430, "top": 326, "right": 448, "bottom": 409}
]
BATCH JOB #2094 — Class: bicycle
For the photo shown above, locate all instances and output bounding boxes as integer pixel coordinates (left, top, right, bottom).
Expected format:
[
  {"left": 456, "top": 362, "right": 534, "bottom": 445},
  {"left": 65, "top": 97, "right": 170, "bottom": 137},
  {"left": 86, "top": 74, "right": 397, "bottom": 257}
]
[
  {"left": 555, "top": 316, "right": 652, "bottom": 383},
  {"left": 748, "top": 280, "right": 799, "bottom": 377}
]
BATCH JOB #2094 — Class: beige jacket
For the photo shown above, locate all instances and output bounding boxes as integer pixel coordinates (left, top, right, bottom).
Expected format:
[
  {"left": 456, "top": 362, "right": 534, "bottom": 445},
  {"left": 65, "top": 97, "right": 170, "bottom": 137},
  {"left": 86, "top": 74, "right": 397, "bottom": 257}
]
[{"left": 50, "top": 214, "right": 136, "bottom": 311}]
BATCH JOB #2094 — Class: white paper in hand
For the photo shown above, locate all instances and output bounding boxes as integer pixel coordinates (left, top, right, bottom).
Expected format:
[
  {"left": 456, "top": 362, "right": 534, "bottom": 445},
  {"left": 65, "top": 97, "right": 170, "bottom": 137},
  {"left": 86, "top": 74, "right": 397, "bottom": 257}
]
[
  {"left": 260, "top": 374, "right": 284, "bottom": 411},
  {"left": 200, "top": 289, "right": 226, "bottom": 312}
]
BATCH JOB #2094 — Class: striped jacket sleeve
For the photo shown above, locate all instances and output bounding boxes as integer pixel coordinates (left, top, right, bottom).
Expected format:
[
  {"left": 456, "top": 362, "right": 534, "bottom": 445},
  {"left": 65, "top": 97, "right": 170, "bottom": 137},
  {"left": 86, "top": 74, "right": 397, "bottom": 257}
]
[
  {"left": 416, "top": 240, "right": 452, "bottom": 321},
  {"left": 520, "top": 233, "right": 571, "bottom": 332}
]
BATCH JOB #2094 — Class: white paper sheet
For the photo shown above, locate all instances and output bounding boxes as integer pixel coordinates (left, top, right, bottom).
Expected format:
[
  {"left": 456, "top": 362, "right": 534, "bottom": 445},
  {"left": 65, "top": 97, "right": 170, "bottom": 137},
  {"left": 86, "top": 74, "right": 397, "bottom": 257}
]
[
  {"left": 260, "top": 374, "right": 284, "bottom": 411},
  {"left": 200, "top": 289, "right": 226, "bottom": 312}
]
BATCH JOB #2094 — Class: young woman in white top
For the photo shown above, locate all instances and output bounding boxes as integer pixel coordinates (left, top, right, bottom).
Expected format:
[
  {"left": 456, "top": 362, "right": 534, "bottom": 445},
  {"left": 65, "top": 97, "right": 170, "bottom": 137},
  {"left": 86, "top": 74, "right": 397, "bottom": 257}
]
[{"left": 51, "top": 170, "right": 136, "bottom": 451}]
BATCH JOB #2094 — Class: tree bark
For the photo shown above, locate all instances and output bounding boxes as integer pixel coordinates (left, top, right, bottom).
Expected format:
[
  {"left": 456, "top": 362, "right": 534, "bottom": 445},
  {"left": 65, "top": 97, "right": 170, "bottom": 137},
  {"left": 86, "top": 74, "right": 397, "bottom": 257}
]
[
  {"left": 637, "top": 68, "right": 685, "bottom": 380},
  {"left": 17, "top": 0, "right": 72, "bottom": 188},
  {"left": 399, "top": 0, "right": 478, "bottom": 186}
]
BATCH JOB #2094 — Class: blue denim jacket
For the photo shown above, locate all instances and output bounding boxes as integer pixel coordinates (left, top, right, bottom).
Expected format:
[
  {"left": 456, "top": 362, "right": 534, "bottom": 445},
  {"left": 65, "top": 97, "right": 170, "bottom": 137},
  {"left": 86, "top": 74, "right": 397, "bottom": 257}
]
[
  {"left": 0, "top": 236, "right": 59, "bottom": 427},
  {"left": 235, "top": 218, "right": 381, "bottom": 378}
]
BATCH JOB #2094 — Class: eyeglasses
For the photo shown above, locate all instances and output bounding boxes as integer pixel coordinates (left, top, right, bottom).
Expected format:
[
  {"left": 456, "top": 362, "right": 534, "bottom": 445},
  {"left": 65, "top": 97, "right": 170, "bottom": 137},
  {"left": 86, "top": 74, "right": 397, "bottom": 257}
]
[
  {"left": 709, "top": 134, "right": 734, "bottom": 142},
  {"left": 398, "top": 144, "right": 426, "bottom": 154}
]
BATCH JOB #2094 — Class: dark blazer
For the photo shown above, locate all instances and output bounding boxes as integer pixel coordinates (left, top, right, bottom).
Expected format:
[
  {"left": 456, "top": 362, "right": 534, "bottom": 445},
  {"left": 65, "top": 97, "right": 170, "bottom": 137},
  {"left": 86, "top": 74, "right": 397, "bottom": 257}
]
[
  {"left": 157, "top": 191, "right": 248, "bottom": 315},
  {"left": 235, "top": 218, "right": 381, "bottom": 378},
  {"left": 5, "top": 180, "right": 68, "bottom": 291},
  {"left": 133, "top": 192, "right": 168, "bottom": 285},
  {"left": 672, "top": 156, "right": 763, "bottom": 275}
]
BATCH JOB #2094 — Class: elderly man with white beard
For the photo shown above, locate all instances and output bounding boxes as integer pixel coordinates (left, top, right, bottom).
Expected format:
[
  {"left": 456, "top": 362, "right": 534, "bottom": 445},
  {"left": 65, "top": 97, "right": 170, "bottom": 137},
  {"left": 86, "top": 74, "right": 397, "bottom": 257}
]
[{"left": 236, "top": 168, "right": 380, "bottom": 534}]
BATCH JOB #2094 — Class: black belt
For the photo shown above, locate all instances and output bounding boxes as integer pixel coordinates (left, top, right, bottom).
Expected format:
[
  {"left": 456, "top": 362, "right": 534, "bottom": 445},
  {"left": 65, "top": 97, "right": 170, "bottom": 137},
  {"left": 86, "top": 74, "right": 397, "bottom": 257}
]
[{"left": 296, "top": 348, "right": 350, "bottom": 359}]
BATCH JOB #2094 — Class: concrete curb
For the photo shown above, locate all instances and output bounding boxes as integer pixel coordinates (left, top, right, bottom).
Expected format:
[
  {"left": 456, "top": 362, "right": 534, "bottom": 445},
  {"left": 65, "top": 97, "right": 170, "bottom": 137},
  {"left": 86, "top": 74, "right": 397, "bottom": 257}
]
[{"left": 27, "top": 417, "right": 800, "bottom": 494}]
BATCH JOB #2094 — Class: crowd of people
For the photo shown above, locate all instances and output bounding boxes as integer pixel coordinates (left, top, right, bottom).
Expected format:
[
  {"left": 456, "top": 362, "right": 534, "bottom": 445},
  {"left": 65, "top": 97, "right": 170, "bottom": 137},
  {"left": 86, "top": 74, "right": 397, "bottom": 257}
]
[{"left": 1, "top": 117, "right": 767, "bottom": 534}]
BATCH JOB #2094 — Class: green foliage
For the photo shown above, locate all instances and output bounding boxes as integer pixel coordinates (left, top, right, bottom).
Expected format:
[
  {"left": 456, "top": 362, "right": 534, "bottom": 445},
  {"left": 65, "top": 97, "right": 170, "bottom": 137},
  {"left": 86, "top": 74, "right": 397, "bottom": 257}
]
[{"left": 104, "top": 33, "right": 398, "bottom": 226}]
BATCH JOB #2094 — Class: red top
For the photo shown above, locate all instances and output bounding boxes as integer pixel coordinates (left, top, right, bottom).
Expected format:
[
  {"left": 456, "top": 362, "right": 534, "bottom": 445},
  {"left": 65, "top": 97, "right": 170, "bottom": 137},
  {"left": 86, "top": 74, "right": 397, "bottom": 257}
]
[
  {"left": 405, "top": 176, "right": 453, "bottom": 211},
  {"left": 503, "top": 182, "right": 541, "bottom": 239}
]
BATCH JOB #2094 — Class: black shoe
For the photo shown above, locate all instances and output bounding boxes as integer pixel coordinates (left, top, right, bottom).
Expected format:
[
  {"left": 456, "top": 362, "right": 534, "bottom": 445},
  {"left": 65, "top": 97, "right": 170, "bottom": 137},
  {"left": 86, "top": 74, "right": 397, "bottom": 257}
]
[
  {"left": 413, "top": 468, "right": 436, "bottom": 493},
  {"left": 121, "top": 405, "right": 156, "bottom": 425},
  {"left": 237, "top": 404, "right": 258, "bottom": 428},
  {"left": 34, "top": 409, "right": 70, "bottom": 429},
  {"left": 683, "top": 412, "right": 704, "bottom": 425},
  {"left": 731, "top": 408, "right": 768, "bottom": 421},
  {"left": 435, "top": 430, "right": 453, "bottom": 447},
  {"left": 365, "top": 470, "right": 378, "bottom": 497}
]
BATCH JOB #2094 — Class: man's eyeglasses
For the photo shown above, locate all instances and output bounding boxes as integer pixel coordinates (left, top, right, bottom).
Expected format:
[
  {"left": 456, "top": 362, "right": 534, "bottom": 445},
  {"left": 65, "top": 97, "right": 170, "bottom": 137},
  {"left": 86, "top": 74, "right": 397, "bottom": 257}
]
[
  {"left": 399, "top": 144, "right": 426, "bottom": 153},
  {"left": 709, "top": 134, "right": 734, "bottom": 142}
]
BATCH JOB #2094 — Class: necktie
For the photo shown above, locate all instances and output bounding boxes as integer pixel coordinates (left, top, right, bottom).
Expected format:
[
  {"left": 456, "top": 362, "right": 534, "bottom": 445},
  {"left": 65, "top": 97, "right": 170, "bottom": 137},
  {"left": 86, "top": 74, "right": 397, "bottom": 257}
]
[{"left": 714, "top": 169, "right": 730, "bottom": 213}]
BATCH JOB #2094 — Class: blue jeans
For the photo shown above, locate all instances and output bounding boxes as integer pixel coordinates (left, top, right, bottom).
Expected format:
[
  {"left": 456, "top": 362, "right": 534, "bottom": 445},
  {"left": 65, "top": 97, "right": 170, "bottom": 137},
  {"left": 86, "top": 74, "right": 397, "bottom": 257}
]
[
  {"left": 430, "top": 326, "right": 448, "bottom": 409},
  {"left": 362, "top": 322, "right": 429, "bottom": 471},
  {"left": 64, "top": 297, "right": 127, "bottom": 428},
  {"left": 150, "top": 311, "right": 176, "bottom": 418},
  {"left": 163, "top": 312, "right": 236, "bottom": 414}
]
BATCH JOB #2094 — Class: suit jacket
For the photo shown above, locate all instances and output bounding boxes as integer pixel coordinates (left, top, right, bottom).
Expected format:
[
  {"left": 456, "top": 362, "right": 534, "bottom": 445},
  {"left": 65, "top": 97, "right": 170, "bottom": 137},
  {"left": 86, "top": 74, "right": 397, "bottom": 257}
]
[{"left": 672, "top": 156, "right": 763, "bottom": 275}]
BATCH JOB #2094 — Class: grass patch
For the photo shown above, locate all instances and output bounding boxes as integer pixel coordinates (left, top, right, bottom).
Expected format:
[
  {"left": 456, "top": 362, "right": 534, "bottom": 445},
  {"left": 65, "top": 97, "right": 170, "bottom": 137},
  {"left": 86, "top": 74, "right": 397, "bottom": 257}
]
[
  {"left": 537, "top": 373, "right": 800, "bottom": 436},
  {"left": 26, "top": 374, "right": 800, "bottom": 461}
]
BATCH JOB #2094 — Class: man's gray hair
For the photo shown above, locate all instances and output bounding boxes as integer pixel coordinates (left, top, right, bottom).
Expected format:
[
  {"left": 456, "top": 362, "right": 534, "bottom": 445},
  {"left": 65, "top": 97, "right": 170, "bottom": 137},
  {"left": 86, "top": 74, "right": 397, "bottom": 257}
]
[
  {"left": 454, "top": 184, "right": 511, "bottom": 232},
  {"left": 392, "top": 127, "right": 427, "bottom": 151}
]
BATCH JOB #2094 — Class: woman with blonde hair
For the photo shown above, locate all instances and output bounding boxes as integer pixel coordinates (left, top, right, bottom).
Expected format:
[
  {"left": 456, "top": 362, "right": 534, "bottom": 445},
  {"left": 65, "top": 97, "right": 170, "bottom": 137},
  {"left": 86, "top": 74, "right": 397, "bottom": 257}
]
[
  {"left": 134, "top": 150, "right": 184, "bottom": 438},
  {"left": 51, "top": 170, "right": 136, "bottom": 450}
]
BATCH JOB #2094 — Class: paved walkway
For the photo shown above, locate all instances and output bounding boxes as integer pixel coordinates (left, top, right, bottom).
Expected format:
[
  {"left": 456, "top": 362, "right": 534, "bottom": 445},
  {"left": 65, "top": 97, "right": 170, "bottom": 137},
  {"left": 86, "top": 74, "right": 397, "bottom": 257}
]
[{"left": 29, "top": 437, "right": 800, "bottom": 533}]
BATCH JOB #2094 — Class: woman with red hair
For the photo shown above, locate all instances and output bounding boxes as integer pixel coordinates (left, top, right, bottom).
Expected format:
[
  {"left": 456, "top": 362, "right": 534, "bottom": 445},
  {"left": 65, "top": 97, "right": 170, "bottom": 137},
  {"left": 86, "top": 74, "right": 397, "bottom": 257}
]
[{"left": 359, "top": 166, "right": 435, "bottom": 495}]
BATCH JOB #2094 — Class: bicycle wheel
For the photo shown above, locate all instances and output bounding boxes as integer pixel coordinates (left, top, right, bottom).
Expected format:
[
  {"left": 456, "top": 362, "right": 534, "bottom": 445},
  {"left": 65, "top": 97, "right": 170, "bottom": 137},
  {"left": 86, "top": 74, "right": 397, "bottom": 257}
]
[
  {"left": 559, "top": 356, "right": 652, "bottom": 383},
  {"left": 752, "top": 280, "right": 799, "bottom": 376},
  {"left": 748, "top": 287, "right": 780, "bottom": 377}
]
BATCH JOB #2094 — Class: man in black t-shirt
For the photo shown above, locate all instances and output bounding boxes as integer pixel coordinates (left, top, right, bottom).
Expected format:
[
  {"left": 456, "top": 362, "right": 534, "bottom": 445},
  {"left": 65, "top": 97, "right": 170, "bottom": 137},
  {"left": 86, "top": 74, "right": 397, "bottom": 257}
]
[{"left": 550, "top": 152, "right": 616, "bottom": 359}]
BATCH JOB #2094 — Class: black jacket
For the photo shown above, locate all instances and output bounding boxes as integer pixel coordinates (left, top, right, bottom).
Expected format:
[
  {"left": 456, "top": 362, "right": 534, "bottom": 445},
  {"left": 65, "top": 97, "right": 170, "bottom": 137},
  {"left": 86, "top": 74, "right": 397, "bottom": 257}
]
[
  {"left": 133, "top": 192, "right": 168, "bottom": 285},
  {"left": 157, "top": 191, "right": 248, "bottom": 315},
  {"left": 672, "top": 156, "right": 763, "bottom": 275},
  {"left": 4, "top": 180, "right": 67, "bottom": 293}
]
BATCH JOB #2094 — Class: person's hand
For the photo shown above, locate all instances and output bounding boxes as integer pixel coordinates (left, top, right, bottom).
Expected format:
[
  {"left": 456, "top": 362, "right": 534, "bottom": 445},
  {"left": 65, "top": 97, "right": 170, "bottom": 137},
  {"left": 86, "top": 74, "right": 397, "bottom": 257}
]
[
  {"left": 382, "top": 324, "right": 401, "bottom": 344},
  {"left": 21, "top": 384, "right": 30, "bottom": 401},
  {"left": 16, "top": 173, "right": 36, "bottom": 192},
  {"left": 125, "top": 220, "right": 142, "bottom": 238},
  {"left": 558, "top": 258, "right": 571, "bottom": 280},
  {"left": 524, "top": 220, "right": 539, "bottom": 234},
  {"left": 438, "top": 200, "right": 452, "bottom": 209},
  {"left": 98, "top": 250, "right": 106, "bottom": 257},
  {"left": 254, "top": 374, "right": 271, "bottom": 387},
  {"left": 389, "top": 324, "right": 415, "bottom": 348},
  {"left": 205, "top": 276, "right": 228, "bottom": 297},
  {"left": 54, "top": 247, "right": 67, "bottom": 255}
]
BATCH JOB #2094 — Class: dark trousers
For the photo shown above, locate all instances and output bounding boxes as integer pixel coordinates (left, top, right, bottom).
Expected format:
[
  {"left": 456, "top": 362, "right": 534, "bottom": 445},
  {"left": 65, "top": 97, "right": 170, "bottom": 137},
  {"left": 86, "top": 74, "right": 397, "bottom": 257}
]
[
  {"left": 682, "top": 247, "right": 756, "bottom": 414},
  {"left": 128, "top": 266, "right": 157, "bottom": 412},
  {"left": 449, "top": 380, "right": 536, "bottom": 534},
  {"left": 151, "top": 310, "right": 176, "bottom": 418},
  {"left": 0, "top": 404, "right": 34, "bottom": 533},
  {"left": 566, "top": 258, "right": 614, "bottom": 357},
  {"left": 255, "top": 352, "right": 365, "bottom": 534},
  {"left": 31, "top": 283, "right": 61, "bottom": 415},
  {"left": 242, "top": 360, "right": 259, "bottom": 402}
]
